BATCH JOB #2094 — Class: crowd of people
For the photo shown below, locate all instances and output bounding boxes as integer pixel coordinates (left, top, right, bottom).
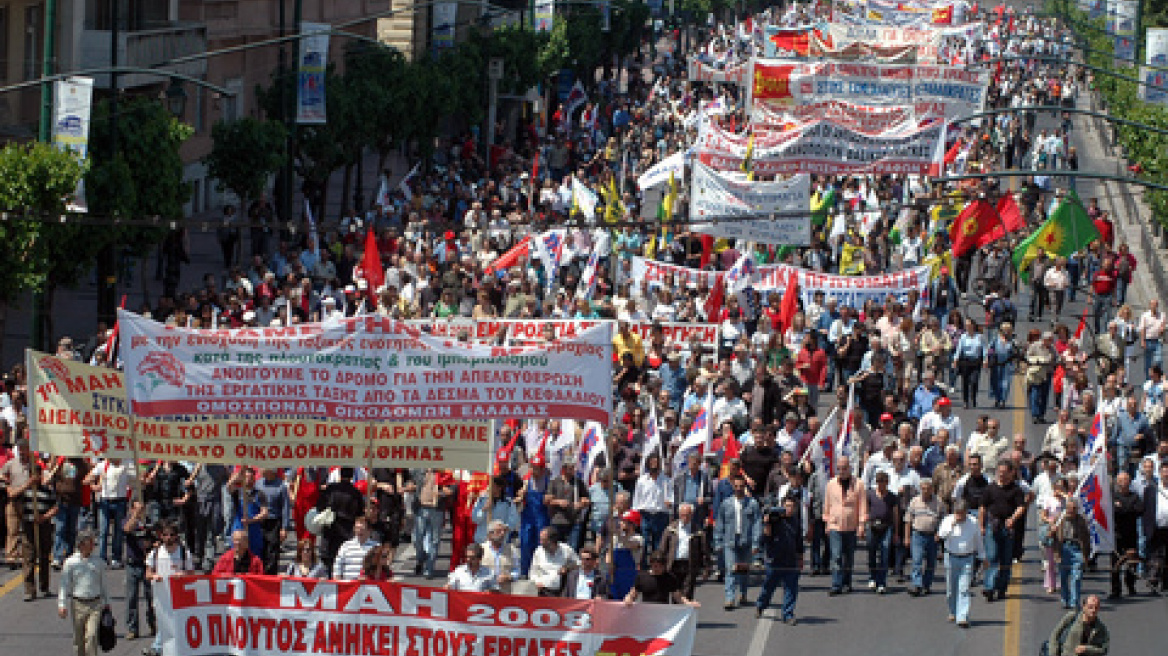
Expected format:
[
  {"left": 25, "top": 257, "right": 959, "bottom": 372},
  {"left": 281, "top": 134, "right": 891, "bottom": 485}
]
[{"left": 2, "top": 2, "right": 1165, "bottom": 655}]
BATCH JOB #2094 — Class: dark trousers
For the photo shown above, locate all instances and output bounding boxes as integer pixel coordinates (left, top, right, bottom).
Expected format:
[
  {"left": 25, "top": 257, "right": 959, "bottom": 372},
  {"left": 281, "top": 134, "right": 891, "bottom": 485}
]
[
  {"left": 21, "top": 520, "right": 51, "bottom": 595},
  {"left": 1148, "top": 527, "right": 1168, "bottom": 589},
  {"left": 810, "top": 518, "right": 829, "bottom": 572},
  {"left": 125, "top": 562, "right": 154, "bottom": 635},
  {"left": 261, "top": 518, "right": 282, "bottom": 575},
  {"left": 1110, "top": 549, "right": 1139, "bottom": 595},
  {"left": 670, "top": 558, "right": 700, "bottom": 601}
]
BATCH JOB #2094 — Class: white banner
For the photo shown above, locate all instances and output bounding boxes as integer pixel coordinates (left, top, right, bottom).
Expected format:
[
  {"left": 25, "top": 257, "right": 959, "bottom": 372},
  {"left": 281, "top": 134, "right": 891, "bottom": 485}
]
[
  {"left": 296, "top": 22, "right": 329, "bottom": 124},
  {"left": 755, "top": 263, "right": 933, "bottom": 305},
  {"left": 120, "top": 312, "right": 613, "bottom": 424},
  {"left": 637, "top": 152, "right": 688, "bottom": 190},
  {"left": 689, "top": 162, "right": 812, "bottom": 244},
  {"left": 407, "top": 318, "right": 718, "bottom": 351},
  {"left": 697, "top": 117, "right": 947, "bottom": 176},
  {"left": 1140, "top": 66, "right": 1168, "bottom": 105},
  {"left": 822, "top": 23, "right": 979, "bottom": 64},
  {"left": 156, "top": 576, "right": 697, "bottom": 656},
  {"left": 752, "top": 99, "right": 923, "bottom": 134},
  {"left": 749, "top": 59, "right": 989, "bottom": 120},
  {"left": 51, "top": 76, "right": 93, "bottom": 213},
  {"left": 686, "top": 57, "right": 751, "bottom": 85}
]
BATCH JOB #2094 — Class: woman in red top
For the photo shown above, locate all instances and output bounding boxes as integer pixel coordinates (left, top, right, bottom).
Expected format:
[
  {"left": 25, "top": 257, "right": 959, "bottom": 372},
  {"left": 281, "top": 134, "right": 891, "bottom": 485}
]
[{"left": 794, "top": 333, "right": 828, "bottom": 408}]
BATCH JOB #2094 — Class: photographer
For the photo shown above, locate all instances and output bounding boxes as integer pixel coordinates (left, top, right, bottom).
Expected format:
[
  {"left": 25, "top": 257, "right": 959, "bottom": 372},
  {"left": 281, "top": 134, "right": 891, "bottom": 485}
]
[{"left": 755, "top": 494, "right": 804, "bottom": 624}]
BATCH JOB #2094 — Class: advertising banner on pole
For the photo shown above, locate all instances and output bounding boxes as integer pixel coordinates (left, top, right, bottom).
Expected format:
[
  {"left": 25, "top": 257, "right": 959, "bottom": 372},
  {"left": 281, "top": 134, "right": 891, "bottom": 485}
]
[
  {"left": 431, "top": 3, "right": 458, "bottom": 50},
  {"left": 1139, "top": 66, "right": 1168, "bottom": 104},
  {"left": 749, "top": 59, "right": 989, "bottom": 120},
  {"left": 296, "top": 22, "right": 329, "bottom": 124},
  {"left": 120, "top": 312, "right": 613, "bottom": 424},
  {"left": 535, "top": 0, "right": 555, "bottom": 31},
  {"left": 51, "top": 76, "right": 93, "bottom": 212},
  {"left": 27, "top": 350, "right": 492, "bottom": 468},
  {"left": 154, "top": 576, "right": 697, "bottom": 656},
  {"left": 1147, "top": 27, "right": 1168, "bottom": 65},
  {"left": 688, "top": 162, "right": 812, "bottom": 244},
  {"left": 1113, "top": 0, "right": 1138, "bottom": 65}
]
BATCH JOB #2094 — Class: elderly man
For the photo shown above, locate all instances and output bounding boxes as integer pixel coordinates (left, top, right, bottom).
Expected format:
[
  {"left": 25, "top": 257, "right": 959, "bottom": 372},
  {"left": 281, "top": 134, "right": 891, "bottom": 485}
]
[
  {"left": 905, "top": 479, "right": 943, "bottom": 596},
  {"left": 57, "top": 530, "right": 109, "bottom": 656},
  {"left": 481, "top": 520, "right": 520, "bottom": 594},
  {"left": 938, "top": 500, "right": 982, "bottom": 628},
  {"left": 1046, "top": 595, "right": 1109, "bottom": 655},
  {"left": 661, "top": 503, "right": 708, "bottom": 601},
  {"left": 825, "top": 456, "right": 868, "bottom": 596}
]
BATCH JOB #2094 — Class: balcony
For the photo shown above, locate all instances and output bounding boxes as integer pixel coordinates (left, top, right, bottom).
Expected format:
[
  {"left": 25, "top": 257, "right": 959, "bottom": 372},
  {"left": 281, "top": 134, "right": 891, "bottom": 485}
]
[{"left": 80, "top": 22, "right": 208, "bottom": 89}]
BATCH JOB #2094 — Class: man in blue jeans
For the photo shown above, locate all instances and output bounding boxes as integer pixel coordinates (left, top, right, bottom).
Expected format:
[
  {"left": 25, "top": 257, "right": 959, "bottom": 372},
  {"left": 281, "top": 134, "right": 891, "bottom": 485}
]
[
  {"left": 713, "top": 476, "right": 760, "bottom": 610},
  {"left": 756, "top": 495, "right": 803, "bottom": 623},
  {"left": 905, "top": 479, "right": 943, "bottom": 596},
  {"left": 979, "top": 462, "right": 1028, "bottom": 602}
]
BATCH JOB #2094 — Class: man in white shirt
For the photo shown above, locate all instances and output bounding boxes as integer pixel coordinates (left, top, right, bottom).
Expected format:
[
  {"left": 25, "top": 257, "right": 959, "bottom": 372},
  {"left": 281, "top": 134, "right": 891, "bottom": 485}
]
[
  {"left": 937, "top": 500, "right": 983, "bottom": 628},
  {"left": 58, "top": 530, "right": 109, "bottom": 656},
  {"left": 332, "top": 517, "right": 379, "bottom": 581},
  {"left": 143, "top": 521, "right": 194, "bottom": 656},
  {"left": 632, "top": 455, "right": 674, "bottom": 564},
  {"left": 918, "top": 397, "right": 964, "bottom": 452},
  {"left": 1140, "top": 300, "right": 1166, "bottom": 375},
  {"left": 83, "top": 458, "right": 136, "bottom": 568},
  {"left": 965, "top": 419, "right": 1011, "bottom": 475},
  {"left": 446, "top": 543, "right": 498, "bottom": 593},
  {"left": 529, "top": 527, "right": 579, "bottom": 596}
]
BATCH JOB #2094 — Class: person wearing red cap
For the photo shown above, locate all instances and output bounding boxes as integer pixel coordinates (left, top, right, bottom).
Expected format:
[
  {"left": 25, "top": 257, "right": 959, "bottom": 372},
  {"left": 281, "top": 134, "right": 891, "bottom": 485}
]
[
  {"left": 917, "top": 396, "right": 965, "bottom": 452},
  {"left": 517, "top": 453, "right": 552, "bottom": 576}
]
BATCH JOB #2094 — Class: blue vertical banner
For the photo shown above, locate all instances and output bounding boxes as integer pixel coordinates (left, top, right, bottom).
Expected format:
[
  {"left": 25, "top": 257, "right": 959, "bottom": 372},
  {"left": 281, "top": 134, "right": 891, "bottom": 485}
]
[
  {"left": 52, "top": 76, "right": 94, "bottom": 213},
  {"left": 432, "top": 3, "right": 458, "bottom": 51},
  {"left": 296, "top": 22, "right": 329, "bottom": 125},
  {"left": 1113, "top": 0, "right": 1138, "bottom": 65}
]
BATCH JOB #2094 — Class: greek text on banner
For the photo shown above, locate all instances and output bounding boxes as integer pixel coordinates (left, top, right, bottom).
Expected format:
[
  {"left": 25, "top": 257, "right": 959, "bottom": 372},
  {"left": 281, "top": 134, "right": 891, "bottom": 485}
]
[
  {"left": 26, "top": 350, "right": 492, "bottom": 468},
  {"left": 120, "top": 312, "right": 613, "bottom": 424},
  {"left": 155, "top": 575, "right": 697, "bottom": 656}
]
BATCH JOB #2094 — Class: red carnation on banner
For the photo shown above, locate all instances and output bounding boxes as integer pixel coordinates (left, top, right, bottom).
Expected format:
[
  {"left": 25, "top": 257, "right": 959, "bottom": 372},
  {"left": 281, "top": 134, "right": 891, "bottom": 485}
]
[
  {"left": 137, "top": 351, "right": 186, "bottom": 388},
  {"left": 40, "top": 356, "right": 70, "bottom": 381},
  {"left": 596, "top": 636, "right": 675, "bottom": 656}
]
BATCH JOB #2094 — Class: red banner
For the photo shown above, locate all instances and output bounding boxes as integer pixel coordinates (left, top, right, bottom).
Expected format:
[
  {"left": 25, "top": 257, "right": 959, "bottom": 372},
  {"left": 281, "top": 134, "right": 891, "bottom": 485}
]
[{"left": 156, "top": 576, "right": 697, "bottom": 656}]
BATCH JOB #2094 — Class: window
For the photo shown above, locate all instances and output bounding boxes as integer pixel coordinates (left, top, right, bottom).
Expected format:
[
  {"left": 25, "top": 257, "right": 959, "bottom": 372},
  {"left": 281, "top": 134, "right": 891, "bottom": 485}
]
[
  {"left": 23, "top": 4, "right": 41, "bottom": 82},
  {"left": 222, "top": 77, "right": 242, "bottom": 123},
  {"left": 0, "top": 8, "right": 9, "bottom": 84}
]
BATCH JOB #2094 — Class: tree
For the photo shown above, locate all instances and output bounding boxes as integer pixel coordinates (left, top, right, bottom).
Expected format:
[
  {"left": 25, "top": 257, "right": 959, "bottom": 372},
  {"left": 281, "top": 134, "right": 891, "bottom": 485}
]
[
  {"left": 204, "top": 117, "right": 287, "bottom": 217},
  {"left": 0, "top": 142, "right": 85, "bottom": 355}
]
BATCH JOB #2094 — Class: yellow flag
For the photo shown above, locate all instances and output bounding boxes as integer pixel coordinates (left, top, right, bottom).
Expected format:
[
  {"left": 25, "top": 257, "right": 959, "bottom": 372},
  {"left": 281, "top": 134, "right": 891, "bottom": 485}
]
[{"left": 839, "top": 243, "right": 865, "bottom": 276}]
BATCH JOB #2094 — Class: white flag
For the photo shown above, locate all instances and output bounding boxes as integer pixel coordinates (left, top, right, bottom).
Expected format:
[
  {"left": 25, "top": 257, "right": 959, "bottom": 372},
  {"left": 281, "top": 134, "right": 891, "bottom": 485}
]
[
  {"left": 575, "top": 231, "right": 610, "bottom": 301},
  {"left": 641, "top": 403, "right": 663, "bottom": 471},
  {"left": 673, "top": 390, "right": 714, "bottom": 472},
  {"left": 398, "top": 162, "right": 420, "bottom": 202},
  {"left": 1075, "top": 445, "right": 1115, "bottom": 556}
]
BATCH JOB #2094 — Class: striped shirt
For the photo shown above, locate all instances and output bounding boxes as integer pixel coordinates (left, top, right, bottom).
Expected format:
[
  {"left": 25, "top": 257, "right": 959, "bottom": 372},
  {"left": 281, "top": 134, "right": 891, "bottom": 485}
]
[{"left": 332, "top": 537, "right": 379, "bottom": 581}]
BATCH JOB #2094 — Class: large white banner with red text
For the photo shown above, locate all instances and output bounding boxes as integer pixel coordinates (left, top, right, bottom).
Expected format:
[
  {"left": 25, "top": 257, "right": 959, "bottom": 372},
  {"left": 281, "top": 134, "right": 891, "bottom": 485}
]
[
  {"left": 120, "top": 311, "right": 613, "bottom": 424},
  {"left": 406, "top": 319, "right": 718, "bottom": 351},
  {"left": 752, "top": 99, "right": 923, "bottom": 135},
  {"left": 629, "top": 257, "right": 932, "bottom": 306},
  {"left": 155, "top": 576, "right": 697, "bottom": 656},
  {"left": 27, "top": 350, "right": 491, "bottom": 468},
  {"left": 696, "top": 116, "right": 947, "bottom": 176},
  {"left": 749, "top": 59, "right": 989, "bottom": 120}
]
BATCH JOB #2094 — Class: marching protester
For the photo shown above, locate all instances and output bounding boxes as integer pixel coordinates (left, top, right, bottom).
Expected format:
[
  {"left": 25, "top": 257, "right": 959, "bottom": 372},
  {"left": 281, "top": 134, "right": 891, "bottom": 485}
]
[
  {"left": 938, "top": 500, "right": 982, "bottom": 628},
  {"left": 57, "top": 530, "right": 110, "bottom": 656}
]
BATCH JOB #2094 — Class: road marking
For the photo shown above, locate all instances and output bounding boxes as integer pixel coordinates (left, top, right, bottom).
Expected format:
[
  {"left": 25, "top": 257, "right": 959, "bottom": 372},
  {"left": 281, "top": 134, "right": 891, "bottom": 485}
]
[
  {"left": 746, "top": 613, "right": 774, "bottom": 656},
  {"left": 1003, "top": 375, "right": 1026, "bottom": 656},
  {"left": 0, "top": 571, "right": 23, "bottom": 599}
]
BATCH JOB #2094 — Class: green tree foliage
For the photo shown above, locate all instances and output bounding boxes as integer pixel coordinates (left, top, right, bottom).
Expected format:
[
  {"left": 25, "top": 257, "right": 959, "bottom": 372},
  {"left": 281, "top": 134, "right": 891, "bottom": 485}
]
[
  {"left": 0, "top": 143, "right": 85, "bottom": 302},
  {"left": 204, "top": 117, "right": 287, "bottom": 213}
]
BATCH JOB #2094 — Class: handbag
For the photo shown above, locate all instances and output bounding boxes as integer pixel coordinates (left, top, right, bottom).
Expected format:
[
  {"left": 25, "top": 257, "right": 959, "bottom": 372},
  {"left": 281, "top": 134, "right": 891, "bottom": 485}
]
[{"left": 98, "top": 607, "right": 117, "bottom": 652}]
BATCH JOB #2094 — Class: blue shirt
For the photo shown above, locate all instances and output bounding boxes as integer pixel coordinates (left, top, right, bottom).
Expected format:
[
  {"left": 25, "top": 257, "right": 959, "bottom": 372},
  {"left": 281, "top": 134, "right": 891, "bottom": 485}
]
[
  {"left": 909, "top": 384, "right": 943, "bottom": 420},
  {"left": 1115, "top": 411, "right": 1149, "bottom": 448},
  {"left": 921, "top": 445, "right": 944, "bottom": 477},
  {"left": 953, "top": 334, "right": 985, "bottom": 363}
]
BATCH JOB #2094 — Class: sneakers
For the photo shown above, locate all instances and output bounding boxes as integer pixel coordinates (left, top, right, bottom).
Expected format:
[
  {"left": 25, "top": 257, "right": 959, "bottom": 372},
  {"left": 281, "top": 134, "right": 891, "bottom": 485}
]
[
  {"left": 724, "top": 602, "right": 735, "bottom": 611},
  {"left": 947, "top": 614, "right": 956, "bottom": 623},
  {"left": 126, "top": 632, "right": 138, "bottom": 641},
  {"left": 868, "top": 580, "right": 877, "bottom": 589},
  {"left": 877, "top": 586, "right": 887, "bottom": 595},
  {"left": 783, "top": 616, "right": 798, "bottom": 625},
  {"left": 957, "top": 620, "right": 970, "bottom": 629}
]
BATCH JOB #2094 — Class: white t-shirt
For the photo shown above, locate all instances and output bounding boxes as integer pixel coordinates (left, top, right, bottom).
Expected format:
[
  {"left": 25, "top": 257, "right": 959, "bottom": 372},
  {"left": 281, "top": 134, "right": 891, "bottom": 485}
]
[
  {"left": 95, "top": 461, "right": 135, "bottom": 501},
  {"left": 148, "top": 544, "right": 195, "bottom": 577}
]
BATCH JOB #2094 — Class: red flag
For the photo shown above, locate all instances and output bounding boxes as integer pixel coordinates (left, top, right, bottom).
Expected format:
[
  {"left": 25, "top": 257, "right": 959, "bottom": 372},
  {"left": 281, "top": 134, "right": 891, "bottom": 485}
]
[
  {"left": 943, "top": 138, "right": 964, "bottom": 165},
  {"left": 769, "top": 29, "right": 813, "bottom": 56},
  {"left": 704, "top": 274, "right": 725, "bottom": 321},
  {"left": 1074, "top": 304, "right": 1089, "bottom": 339},
  {"left": 720, "top": 431, "right": 741, "bottom": 478},
  {"left": 777, "top": 271, "right": 800, "bottom": 333},
  {"left": 361, "top": 229, "right": 384, "bottom": 301},
  {"left": 102, "top": 295, "right": 128, "bottom": 360},
  {"left": 950, "top": 200, "right": 1000, "bottom": 256},
  {"left": 699, "top": 234, "right": 715, "bottom": 269},
  {"left": 996, "top": 193, "right": 1024, "bottom": 231},
  {"left": 484, "top": 236, "right": 531, "bottom": 278}
]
